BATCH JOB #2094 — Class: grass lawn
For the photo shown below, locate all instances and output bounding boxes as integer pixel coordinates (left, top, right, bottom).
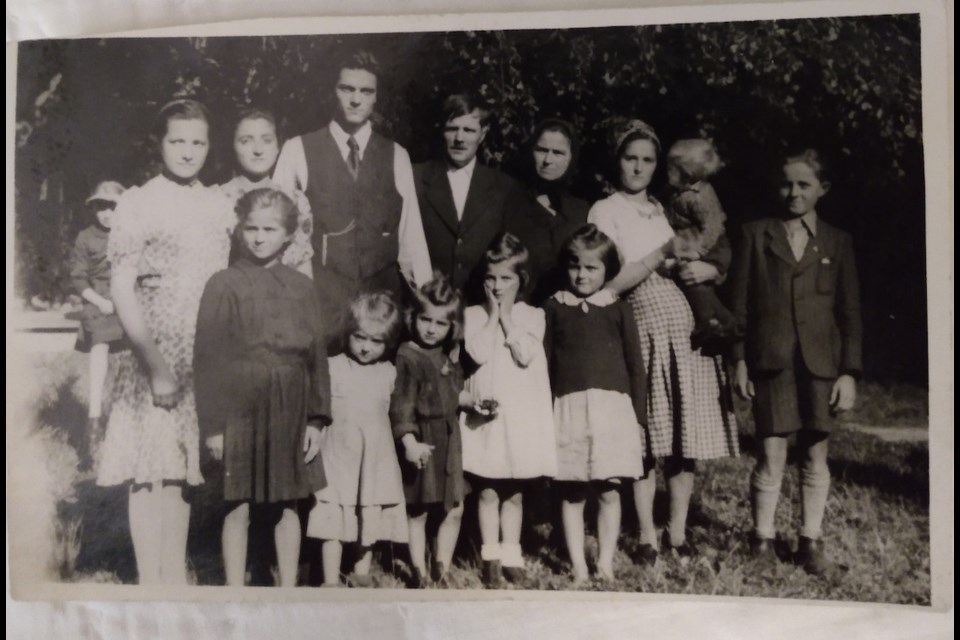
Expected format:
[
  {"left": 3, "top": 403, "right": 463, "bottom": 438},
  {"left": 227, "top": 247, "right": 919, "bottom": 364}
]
[{"left": 21, "top": 351, "right": 930, "bottom": 604}]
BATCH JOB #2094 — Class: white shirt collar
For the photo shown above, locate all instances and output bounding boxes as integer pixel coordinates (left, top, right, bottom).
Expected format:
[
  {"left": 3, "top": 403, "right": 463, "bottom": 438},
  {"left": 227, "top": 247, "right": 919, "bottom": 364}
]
[
  {"left": 447, "top": 156, "right": 477, "bottom": 178},
  {"left": 552, "top": 290, "right": 617, "bottom": 310},
  {"left": 784, "top": 211, "right": 818, "bottom": 237},
  {"left": 329, "top": 119, "right": 373, "bottom": 160}
]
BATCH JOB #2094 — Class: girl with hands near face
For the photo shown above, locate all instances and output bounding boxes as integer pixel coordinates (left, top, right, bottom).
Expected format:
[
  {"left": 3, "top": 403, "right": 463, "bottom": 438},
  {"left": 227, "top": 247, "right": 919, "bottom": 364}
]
[
  {"left": 461, "top": 234, "right": 557, "bottom": 588},
  {"left": 194, "top": 188, "right": 330, "bottom": 587},
  {"left": 390, "top": 274, "right": 467, "bottom": 587},
  {"left": 729, "top": 149, "right": 862, "bottom": 577}
]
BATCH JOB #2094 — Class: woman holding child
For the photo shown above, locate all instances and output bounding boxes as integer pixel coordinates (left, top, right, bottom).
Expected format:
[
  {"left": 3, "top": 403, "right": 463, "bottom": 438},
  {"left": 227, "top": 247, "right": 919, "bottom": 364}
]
[{"left": 588, "top": 119, "right": 739, "bottom": 565}]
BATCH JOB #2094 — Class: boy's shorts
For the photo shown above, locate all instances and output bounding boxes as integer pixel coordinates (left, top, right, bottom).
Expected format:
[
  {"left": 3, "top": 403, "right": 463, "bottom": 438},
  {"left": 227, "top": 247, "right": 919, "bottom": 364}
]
[{"left": 752, "top": 352, "right": 835, "bottom": 437}]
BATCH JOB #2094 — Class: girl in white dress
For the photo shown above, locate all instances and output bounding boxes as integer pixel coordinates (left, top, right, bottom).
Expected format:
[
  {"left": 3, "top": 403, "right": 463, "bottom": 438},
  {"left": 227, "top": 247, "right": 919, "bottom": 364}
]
[{"left": 460, "top": 233, "right": 557, "bottom": 587}]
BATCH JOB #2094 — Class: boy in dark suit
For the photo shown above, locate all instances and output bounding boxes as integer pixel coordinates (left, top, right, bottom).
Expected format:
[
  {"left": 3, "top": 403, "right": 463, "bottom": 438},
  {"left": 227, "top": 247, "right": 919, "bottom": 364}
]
[{"left": 730, "top": 149, "right": 862, "bottom": 576}]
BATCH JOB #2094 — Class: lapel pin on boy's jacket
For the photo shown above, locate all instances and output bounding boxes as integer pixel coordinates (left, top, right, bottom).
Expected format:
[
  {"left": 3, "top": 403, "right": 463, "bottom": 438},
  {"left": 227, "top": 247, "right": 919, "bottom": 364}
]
[{"left": 821, "top": 256, "right": 831, "bottom": 265}]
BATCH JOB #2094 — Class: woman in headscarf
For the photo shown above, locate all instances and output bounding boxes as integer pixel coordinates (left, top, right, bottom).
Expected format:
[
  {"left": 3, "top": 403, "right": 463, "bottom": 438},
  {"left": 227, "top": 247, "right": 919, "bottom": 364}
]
[{"left": 503, "top": 118, "right": 590, "bottom": 307}]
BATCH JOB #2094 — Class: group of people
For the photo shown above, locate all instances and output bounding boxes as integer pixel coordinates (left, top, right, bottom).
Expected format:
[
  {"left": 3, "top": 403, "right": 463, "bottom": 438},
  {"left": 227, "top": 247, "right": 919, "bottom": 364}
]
[{"left": 69, "top": 49, "right": 862, "bottom": 589}]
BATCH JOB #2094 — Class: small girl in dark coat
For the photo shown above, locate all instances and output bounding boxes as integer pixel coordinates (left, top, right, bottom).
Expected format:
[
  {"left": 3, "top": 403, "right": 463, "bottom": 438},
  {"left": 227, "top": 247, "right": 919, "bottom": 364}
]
[
  {"left": 194, "top": 188, "right": 329, "bottom": 587},
  {"left": 390, "top": 273, "right": 467, "bottom": 587},
  {"left": 543, "top": 224, "right": 646, "bottom": 584},
  {"left": 70, "top": 180, "right": 127, "bottom": 468},
  {"left": 664, "top": 139, "right": 738, "bottom": 352}
]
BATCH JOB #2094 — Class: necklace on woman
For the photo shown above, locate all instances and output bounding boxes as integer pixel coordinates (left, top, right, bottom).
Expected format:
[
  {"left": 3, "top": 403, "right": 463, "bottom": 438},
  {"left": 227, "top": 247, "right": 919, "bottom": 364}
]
[{"left": 619, "top": 191, "right": 659, "bottom": 219}]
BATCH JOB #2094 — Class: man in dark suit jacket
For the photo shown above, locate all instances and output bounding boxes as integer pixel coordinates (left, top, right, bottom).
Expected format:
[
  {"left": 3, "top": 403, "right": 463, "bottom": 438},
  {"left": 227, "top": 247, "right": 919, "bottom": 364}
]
[
  {"left": 729, "top": 151, "right": 862, "bottom": 577},
  {"left": 414, "top": 94, "right": 518, "bottom": 300}
]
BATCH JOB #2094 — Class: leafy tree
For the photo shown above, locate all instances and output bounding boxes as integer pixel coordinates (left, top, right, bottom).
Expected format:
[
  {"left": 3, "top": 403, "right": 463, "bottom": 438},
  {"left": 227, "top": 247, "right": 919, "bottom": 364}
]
[{"left": 14, "top": 14, "right": 925, "bottom": 381}]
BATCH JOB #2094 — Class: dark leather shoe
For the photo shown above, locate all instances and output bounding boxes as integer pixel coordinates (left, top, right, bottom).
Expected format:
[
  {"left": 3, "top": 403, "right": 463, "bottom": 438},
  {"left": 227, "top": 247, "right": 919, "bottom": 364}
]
[
  {"left": 795, "top": 536, "right": 834, "bottom": 577},
  {"left": 502, "top": 565, "right": 526, "bottom": 584},
  {"left": 408, "top": 568, "right": 428, "bottom": 589},
  {"left": 481, "top": 560, "right": 503, "bottom": 588},
  {"left": 430, "top": 560, "right": 447, "bottom": 585},
  {"left": 631, "top": 543, "right": 659, "bottom": 567}
]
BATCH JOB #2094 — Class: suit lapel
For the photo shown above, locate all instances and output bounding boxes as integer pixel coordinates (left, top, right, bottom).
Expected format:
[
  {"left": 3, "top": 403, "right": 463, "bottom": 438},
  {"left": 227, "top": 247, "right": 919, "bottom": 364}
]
[
  {"left": 763, "top": 221, "right": 798, "bottom": 266},
  {"left": 458, "top": 165, "right": 493, "bottom": 234},
  {"left": 796, "top": 219, "right": 833, "bottom": 273},
  {"left": 422, "top": 161, "right": 460, "bottom": 235}
]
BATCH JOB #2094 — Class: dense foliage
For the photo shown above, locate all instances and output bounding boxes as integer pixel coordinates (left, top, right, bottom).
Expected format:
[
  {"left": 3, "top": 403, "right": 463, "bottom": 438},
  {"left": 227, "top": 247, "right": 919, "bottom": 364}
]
[{"left": 14, "top": 15, "right": 926, "bottom": 381}]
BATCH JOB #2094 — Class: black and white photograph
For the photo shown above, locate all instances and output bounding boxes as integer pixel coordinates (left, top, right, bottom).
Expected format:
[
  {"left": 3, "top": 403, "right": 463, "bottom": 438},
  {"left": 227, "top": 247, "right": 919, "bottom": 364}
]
[{"left": 5, "top": 0, "right": 952, "bottom": 634}]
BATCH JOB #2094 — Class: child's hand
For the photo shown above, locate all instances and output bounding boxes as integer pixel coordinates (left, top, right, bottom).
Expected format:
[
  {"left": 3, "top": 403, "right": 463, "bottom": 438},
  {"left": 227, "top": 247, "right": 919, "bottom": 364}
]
[
  {"left": 206, "top": 434, "right": 224, "bottom": 462},
  {"left": 96, "top": 299, "right": 115, "bottom": 315},
  {"left": 734, "top": 360, "right": 755, "bottom": 400},
  {"left": 484, "top": 284, "right": 500, "bottom": 316},
  {"left": 303, "top": 424, "right": 322, "bottom": 464},
  {"left": 678, "top": 261, "right": 720, "bottom": 286},
  {"left": 150, "top": 365, "right": 180, "bottom": 409},
  {"left": 830, "top": 375, "right": 857, "bottom": 413},
  {"left": 473, "top": 398, "right": 499, "bottom": 418},
  {"left": 499, "top": 293, "right": 515, "bottom": 320},
  {"left": 404, "top": 439, "right": 435, "bottom": 469}
]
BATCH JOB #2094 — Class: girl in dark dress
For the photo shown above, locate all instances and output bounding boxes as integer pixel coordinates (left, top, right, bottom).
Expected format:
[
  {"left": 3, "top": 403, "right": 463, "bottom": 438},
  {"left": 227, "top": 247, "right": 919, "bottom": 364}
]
[
  {"left": 504, "top": 119, "right": 590, "bottom": 306},
  {"left": 390, "top": 274, "right": 466, "bottom": 587},
  {"left": 194, "top": 188, "right": 330, "bottom": 587},
  {"left": 543, "top": 224, "right": 646, "bottom": 584}
]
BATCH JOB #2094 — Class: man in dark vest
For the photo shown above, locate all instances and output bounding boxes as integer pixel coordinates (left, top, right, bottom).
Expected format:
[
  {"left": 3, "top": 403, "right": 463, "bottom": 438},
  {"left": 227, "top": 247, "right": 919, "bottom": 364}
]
[
  {"left": 274, "top": 50, "right": 431, "bottom": 335},
  {"left": 414, "top": 94, "right": 518, "bottom": 301}
]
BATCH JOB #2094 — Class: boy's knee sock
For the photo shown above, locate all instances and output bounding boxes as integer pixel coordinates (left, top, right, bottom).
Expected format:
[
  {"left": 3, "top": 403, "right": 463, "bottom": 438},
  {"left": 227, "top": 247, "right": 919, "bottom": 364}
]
[
  {"left": 800, "top": 465, "right": 831, "bottom": 539},
  {"left": 751, "top": 466, "right": 783, "bottom": 539}
]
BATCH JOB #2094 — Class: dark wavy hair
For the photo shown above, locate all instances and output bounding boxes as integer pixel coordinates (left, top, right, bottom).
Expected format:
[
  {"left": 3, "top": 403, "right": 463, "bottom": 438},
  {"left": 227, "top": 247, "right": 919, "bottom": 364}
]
[
  {"left": 151, "top": 98, "right": 211, "bottom": 142},
  {"left": 783, "top": 148, "right": 830, "bottom": 184},
  {"left": 557, "top": 224, "right": 622, "bottom": 283},
  {"left": 336, "top": 49, "right": 382, "bottom": 81},
  {"left": 406, "top": 272, "right": 465, "bottom": 349},
  {"left": 234, "top": 107, "right": 278, "bottom": 138},
  {"left": 441, "top": 93, "right": 492, "bottom": 128},
  {"left": 480, "top": 232, "right": 531, "bottom": 296}
]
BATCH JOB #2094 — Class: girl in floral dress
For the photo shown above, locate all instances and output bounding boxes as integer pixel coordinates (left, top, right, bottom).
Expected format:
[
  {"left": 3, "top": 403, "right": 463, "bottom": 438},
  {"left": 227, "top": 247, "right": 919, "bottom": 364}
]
[
  {"left": 97, "top": 99, "right": 234, "bottom": 585},
  {"left": 220, "top": 107, "right": 313, "bottom": 276},
  {"left": 588, "top": 119, "right": 738, "bottom": 566}
]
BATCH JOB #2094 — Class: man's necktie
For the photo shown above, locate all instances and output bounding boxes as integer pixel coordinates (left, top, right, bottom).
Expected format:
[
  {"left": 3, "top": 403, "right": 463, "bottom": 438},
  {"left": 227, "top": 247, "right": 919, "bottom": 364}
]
[{"left": 347, "top": 135, "right": 360, "bottom": 180}]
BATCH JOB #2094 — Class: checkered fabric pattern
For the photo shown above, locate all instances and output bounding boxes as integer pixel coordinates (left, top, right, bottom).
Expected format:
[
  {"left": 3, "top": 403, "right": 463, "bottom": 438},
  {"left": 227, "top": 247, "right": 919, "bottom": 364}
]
[{"left": 628, "top": 272, "right": 739, "bottom": 460}]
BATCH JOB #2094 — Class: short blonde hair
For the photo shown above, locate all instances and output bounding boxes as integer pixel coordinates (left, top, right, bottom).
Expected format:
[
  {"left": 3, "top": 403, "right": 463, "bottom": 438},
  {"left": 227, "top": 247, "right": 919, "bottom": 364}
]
[
  {"left": 667, "top": 138, "right": 724, "bottom": 185},
  {"left": 347, "top": 291, "right": 403, "bottom": 352}
]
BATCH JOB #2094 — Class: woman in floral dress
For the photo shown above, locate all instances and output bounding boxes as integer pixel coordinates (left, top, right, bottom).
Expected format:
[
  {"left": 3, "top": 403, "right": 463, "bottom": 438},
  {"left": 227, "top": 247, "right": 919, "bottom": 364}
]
[{"left": 97, "top": 99, "right": 234, "bottom": 585}]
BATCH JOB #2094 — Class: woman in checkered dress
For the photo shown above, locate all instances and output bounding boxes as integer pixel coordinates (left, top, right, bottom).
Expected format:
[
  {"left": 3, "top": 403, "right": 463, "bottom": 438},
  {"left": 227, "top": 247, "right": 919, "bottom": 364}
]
[{"left": 587, "top": 119, "right": 738, "bottom": 564}]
